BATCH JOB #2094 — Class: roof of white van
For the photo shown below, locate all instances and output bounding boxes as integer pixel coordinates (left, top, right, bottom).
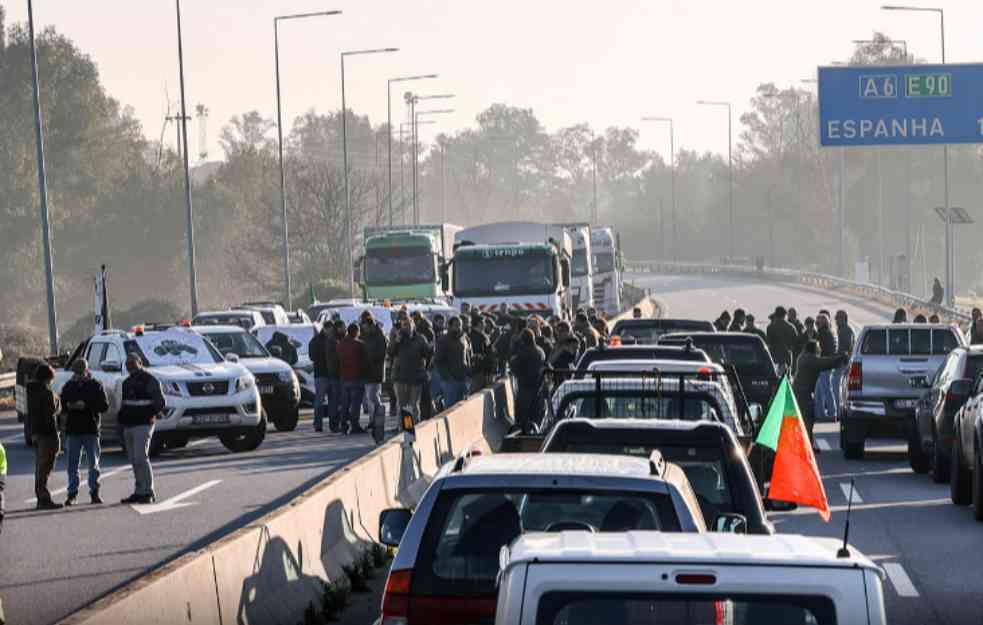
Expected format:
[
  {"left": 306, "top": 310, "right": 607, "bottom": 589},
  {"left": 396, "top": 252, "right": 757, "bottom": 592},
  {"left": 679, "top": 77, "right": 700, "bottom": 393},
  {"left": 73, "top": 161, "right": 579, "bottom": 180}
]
[
  {"left": 505, "top": 532, "right": 880, "bottom": 572},
  {"left": 554, "top": 418, "right": 724, "bottom": 432},
  {"left": 461, "top": 453, "right": 654, "bottom": 479},
  {"left": 586, "top": 359, "right": 725, "bottom": 373}
]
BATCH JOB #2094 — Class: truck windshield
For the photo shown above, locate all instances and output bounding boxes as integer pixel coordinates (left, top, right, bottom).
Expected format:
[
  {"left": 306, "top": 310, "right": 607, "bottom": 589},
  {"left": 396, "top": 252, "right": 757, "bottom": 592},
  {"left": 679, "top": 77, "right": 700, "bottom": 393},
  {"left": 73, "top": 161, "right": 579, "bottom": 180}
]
[
  {"left": 454, "top": 251, "right": 556, "bottom": 297},
  {"left": 572, "top": 247, "right": 590, "bottom": 276},
  {"left": 365, "top": 246, "right": 434, "bottom": 285},
  {"left": 594, "top": 251, "right": 615, "bottom": 273}
]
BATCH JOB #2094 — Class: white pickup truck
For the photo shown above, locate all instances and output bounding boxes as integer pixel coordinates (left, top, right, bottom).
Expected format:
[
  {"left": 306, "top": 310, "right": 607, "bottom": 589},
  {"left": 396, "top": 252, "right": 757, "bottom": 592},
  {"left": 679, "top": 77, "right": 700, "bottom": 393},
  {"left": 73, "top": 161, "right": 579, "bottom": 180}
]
[
  {"left": 496, "top": 531, "right": 886, "bottom": 625},
  {"left": 20, "top": 326, "right": 264, "bottom": 455}
]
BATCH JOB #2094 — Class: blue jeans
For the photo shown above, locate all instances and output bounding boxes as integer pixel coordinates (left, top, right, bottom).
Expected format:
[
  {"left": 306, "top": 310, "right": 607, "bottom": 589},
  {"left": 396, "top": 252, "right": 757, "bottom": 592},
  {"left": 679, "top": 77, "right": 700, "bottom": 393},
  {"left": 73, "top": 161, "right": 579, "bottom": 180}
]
[
  {"left": 66, "top": 434, "right": 101, "bottom": 497},
  {"left": 442, "top": 378, "right": 467, "bottom": 409},
  {"left": 343, "top": 382, "right": 365, "bottom": 430},
  {"left": 814, "top": 371, "right": 835, "bottom": 420},
  {"left": 313, "top": 377, "right": 329, "bottom": 429},
  {"left": 314, "top": 377, "right": 342, "bottom": 430},
  {"left": 829, "top": 366, "right": 845, "bottom": 418}
]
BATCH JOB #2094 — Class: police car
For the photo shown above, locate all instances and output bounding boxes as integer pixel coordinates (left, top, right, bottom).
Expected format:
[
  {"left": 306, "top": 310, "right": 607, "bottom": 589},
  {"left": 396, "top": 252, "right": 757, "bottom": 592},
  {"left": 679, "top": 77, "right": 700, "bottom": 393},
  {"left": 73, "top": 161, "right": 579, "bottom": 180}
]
[{"left": 47, "top": 325, "right": 265, "bottom": 455}]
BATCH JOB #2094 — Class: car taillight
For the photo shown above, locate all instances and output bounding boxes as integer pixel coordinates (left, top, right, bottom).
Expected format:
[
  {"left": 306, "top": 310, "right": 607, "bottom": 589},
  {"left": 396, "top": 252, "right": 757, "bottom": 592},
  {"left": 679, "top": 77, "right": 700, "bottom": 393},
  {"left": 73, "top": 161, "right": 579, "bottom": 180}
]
[
  {"left": 848, "top": 361, "right": 863, "bottom": 391},
  {"left": 381, "top": 569, "right": 497, "bottom": 625},
  {"left": 381, "top": 569, "right": 412, "bottom": 624}
]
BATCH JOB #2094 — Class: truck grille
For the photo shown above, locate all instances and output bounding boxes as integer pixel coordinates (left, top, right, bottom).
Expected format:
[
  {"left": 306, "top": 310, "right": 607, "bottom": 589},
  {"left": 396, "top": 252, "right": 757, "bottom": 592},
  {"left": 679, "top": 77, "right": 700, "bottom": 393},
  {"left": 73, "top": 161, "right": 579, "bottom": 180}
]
[
  {"left": 184, "top": 406, "right": 237, "bottom": 416},
  {"left": 186, "top": 381, "right": 230, "bottom": 396},
  {"left": 254, "top": 373, "right": 279, "bottom": 387}
]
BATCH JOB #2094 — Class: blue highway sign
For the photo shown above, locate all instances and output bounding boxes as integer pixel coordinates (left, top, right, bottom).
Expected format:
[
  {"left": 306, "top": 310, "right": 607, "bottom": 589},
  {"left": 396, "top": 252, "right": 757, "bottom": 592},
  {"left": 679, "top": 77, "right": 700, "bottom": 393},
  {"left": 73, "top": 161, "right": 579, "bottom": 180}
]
[{"left": 818, "top": 63, "right": 983, "bottom": 147}]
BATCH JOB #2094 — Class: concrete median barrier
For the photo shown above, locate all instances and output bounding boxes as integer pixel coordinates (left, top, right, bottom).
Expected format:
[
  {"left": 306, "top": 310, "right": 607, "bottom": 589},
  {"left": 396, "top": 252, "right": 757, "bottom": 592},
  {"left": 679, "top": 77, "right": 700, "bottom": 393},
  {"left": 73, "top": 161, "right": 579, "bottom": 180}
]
[{"left": 57, "top": 383, "right": 512, "bottom": 625}]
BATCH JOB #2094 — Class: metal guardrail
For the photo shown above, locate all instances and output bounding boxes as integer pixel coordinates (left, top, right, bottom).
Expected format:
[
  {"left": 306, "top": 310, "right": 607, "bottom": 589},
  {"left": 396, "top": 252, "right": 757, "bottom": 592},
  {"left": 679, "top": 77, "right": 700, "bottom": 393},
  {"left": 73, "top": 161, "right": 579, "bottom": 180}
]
[
  {"left": 626, "top": 260, "right": 972, "bottom": 325},
  {"left": 0, "top": 372, "right": 15, "bottom": 392}
]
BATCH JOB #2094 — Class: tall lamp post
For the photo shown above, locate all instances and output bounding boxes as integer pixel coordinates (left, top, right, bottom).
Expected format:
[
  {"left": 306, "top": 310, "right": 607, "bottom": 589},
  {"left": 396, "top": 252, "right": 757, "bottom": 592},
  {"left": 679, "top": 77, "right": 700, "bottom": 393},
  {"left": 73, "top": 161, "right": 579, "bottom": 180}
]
[
  {"left": 696, "top": 100, "right": 735, "bottom": 260},
  {"left": 406, "top": 93, "right": 455, "bottom": 223},
  {"left": 341, "top": 47, "right": 398, "bottom": 297},
  {"left": 882, "top": 4, "right": 951, "bottom": 305},
  {"left": 27, "top": 0, "right": 58, "bottom": 353},
  {"left": 413, "top": 108, "right": 456, "bottom": 224},
  {"left": 388, "top": 74, "right": 437, "bottom": 225},
  {"left": 398, "top": 121, "right": 434, "bottom": 224},
  {"left": 274, "top": 10, "right": 341, "bottom": 309},
  {"left": 175, "top": 0, "right": 199, "bottom": 316},
  {"left": 641, "top": 117, "right": 676, "bottom": 261}
]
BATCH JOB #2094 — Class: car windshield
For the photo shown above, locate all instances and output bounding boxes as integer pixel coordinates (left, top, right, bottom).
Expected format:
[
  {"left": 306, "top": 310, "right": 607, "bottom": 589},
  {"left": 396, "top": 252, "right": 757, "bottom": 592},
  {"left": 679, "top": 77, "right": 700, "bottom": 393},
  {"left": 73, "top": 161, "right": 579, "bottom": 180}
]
[
  {"left": 253, "top": 327, "right": 314, "bottom": 356},
  {"left": 536, "top": 592, "right": 836, "bottom": 625},
  {"left": 572, "top": 247, "right": 589, "bottom": 276},
  {"left": 365, "top": 245, "right": 434, "bottom": 285},
  {"left": 126, "top": 332, "right": 223, "bottom": 366},
  {"left": 454, "top": 249, "right": 556, "bottom": 297},
  {"left": 665, "top": 338, "right": 774, "bottom": 376},
  {"left": 594, "top": 251, "right": 615, "bottom": 273},
  {"left": 413, "top": 489, "right": 679, "bottom": 598},
  {"left": 202, "top": 331, "right": 269, "bottom": 358},
  {"left": 193, "top": 314, "right": 255, "bottom": 329}
]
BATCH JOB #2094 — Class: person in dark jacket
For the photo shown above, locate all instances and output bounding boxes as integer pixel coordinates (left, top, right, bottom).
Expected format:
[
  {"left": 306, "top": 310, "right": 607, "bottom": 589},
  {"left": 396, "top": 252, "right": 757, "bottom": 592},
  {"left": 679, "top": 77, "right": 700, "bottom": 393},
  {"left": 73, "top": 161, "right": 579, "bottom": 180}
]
[
  {"left": 743, "top": 314, "right": 767, "bottom": 342},
  {"left": 266, "top": 331, "right": 298, "bottom": 366},
  {"left": 435, "top": 316, "right": 471, "bottom": 409},
  {"left": 830, "top": 310, "right": 855, "bottom": 422},
  {"left": 574, "top": 313, "right": 600, "bottom": 350},
  {"left": 308, "top": 323, "right": 339, "bottom": 432},
  {"left": 60, "top": 358, "right": 109, "bottom": 505},
  {"left": 337, "top": 324, "right": 368, "bottom": 434},
  {"left": 970, "top": 317, "right": 983, "bottom": 346},
  {"left": 30, "top": 364, "right": 63, "bottom": 510},
  {"left": 494, "top": 317, "right": 523, "bottom": 375},
  {"left": 765, "top": 306, "right": 798, "bottom": 374},
  {"left": 930, "top": 278, "right": 944, "bottom": 305},
  {"left": 549, "top": 321, "right": 581, "bottom": 378},
  {"left": 728, "top": 309, "right": 746, "bottom": 332},
  {"left": 713, "top": 310, "right": 732, "bottom": 332},
  {"left": 414, "top": 316, "right": 437, "bottom": 418},
  {"left": 814, "top": 313, "right": 839, "bottom": 420},
  {"left": 388, "top": 317, "right": 434, "bottom": 424},
  {"left": 118, "top": 355, "right": 165, "bottom": 504},
  {"left": 360, "top": 314, "right": 388, "bottom": 444},
  {"left": 510, "top": 329, "right": 546, "bottom": 434},
  {"left": 787, "top": 307, "right": 804, "bottom": 336},
  {"left": 794, "top": 341, "right": 847, "bottom": 448},
  {"left": 468, "top": 313, "right": 493, "bottom": 392}
]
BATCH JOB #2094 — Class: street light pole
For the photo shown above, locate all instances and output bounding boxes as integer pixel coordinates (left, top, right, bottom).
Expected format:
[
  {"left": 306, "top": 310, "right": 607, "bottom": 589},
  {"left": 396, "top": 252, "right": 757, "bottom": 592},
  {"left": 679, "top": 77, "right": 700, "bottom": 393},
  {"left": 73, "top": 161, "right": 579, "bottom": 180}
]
[
  {"left": 388, "top": 74, "right": 437, "bottom": 225},
  {"left": 27, "top": 0, "right": 58, "bottom": 354},
  {"left": 175, "top": 0, "right": 199, "bottom": 316},
  {"left": 407, "top": 94, "right": 455, "bottom": 224},
  {"left": 882, "top": 4, "right": 951, "bottom": 305},
  {"left": 274, "top": 10, "right": 341, "bottom": 309},
  {"left": 697, "top": 100, "right": 734, "bottom": 260},
  {"left": 341, "top": 47, "right": 398, "bottom": 298},
  {"left": 413, "top": 108, "right": 455, "bottom": 223},
  {"left": 400, "top": 121, "right": 433, "bottom": 225},
  {"left": 641, "top": 117, "right": 676, "bottom": 261}
]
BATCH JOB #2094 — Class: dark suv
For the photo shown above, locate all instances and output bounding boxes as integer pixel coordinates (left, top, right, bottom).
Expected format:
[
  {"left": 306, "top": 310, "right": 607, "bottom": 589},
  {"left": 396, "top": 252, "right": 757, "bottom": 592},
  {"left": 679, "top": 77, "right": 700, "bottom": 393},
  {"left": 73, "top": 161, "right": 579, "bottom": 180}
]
[{"left": 915, "top": 346, "right": 983, "bottom": 482}]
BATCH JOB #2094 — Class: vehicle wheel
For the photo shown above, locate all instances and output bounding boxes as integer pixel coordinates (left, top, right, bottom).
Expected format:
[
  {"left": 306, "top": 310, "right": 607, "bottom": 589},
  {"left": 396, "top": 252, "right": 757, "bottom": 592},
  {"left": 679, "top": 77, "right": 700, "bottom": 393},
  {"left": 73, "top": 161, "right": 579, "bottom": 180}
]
[
  {"left": 271, "top": 406, "right": 299, "bottom": 432},
  {"left": 950, "top": 435, "right": 971, "bottom": 505},
  {"left": 219, "top": 417, "right": 266, "bottom": 453},
  {"left": 908, "top": 433, "right": 930, "bottom": 474},
  {"left": 843, "top": 439, "right": 864, "bottom": 460},
  {"left": 974, "top": 443, "right": 983, "bottom": 522},
  {"left": 931, "top": 428, "right": 950, "bottom": 484},
  {"left": 165, "top": 433, "right": 190, "bottom": 449}
]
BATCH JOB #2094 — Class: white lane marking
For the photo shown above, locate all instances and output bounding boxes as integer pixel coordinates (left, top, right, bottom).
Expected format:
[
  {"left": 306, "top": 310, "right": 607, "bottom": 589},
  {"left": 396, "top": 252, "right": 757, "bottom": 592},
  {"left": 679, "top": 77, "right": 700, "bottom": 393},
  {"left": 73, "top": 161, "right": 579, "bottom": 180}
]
[
  {"left": 839, "top": 482, "right": 863, "bottom": 504},
  {"left": 817, "top": 438, "right": 832, "bottom": 451},
  {"left": 883, "top": 562, "right": 920, "bottom": 598},
  {"left": 26, "top": 466, "right": 131, "bottom": 504},
  {"left": 132, "top": 479, "right": 221, "bottom": 515}
]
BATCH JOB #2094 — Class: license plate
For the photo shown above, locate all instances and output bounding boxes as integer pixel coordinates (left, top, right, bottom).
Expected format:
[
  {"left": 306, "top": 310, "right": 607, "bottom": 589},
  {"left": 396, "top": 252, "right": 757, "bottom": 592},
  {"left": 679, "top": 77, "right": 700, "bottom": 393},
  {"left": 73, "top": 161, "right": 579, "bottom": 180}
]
[
  {"left": 895, "top": 399, "right": 918, "bottom": 410},
  {"left": 192, "top": 414, "right": 230, "bottom": 425},
  {"left": 259, "top": 385, "right": 274, "bottom": 394}
]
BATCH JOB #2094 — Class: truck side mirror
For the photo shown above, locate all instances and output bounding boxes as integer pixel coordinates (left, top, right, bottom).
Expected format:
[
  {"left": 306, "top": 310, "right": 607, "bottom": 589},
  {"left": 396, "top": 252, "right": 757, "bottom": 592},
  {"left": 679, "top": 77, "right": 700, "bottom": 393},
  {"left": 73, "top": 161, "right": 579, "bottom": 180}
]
[
  {"left": 561, "top": 260, "right": 571, "bottom": 287},
  {"left": 440, "top": 263, "right": 450, "bottom": 292},
  {"left": 949, "top": 378, "right": 973, "bottom": 400}
]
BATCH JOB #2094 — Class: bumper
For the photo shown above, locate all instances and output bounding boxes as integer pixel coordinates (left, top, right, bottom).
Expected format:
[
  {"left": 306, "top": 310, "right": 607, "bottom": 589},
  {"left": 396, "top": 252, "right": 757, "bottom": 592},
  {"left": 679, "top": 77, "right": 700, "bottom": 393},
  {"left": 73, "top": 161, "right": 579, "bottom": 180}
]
[
  {"left": 155, "top": 388, "right": 263, "bottom": 433},
  {"left": 842, "top": 398, "right": 916, "bottom": 440},
  {"left": 259, "top": 379, "right": 300, "bottom": 412}
]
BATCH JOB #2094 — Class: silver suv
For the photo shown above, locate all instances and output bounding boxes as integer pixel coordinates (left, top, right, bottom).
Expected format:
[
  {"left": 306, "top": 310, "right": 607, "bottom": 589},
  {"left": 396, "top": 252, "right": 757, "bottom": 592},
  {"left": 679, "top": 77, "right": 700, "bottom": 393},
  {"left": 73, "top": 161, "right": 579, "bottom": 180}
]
[{"left": 839, "top": 323, "right": 964, "bottom": 467}]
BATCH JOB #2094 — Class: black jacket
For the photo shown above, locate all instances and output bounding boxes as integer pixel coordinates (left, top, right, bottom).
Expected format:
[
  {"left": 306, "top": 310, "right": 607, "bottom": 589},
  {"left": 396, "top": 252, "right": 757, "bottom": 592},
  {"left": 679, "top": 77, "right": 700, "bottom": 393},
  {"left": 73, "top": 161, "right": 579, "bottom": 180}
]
[
  {"left": 510, "top": 342, "right": 546, "bottom": 390},
  {"left": 436, "top": 331, "right": 471, "bottom": 382},
  {"left": 362, "top": 327, "right": 388, "bottom": 384},
  {"left": 549, "top": 336, "right": 580, "bottom": 371},
  {"left": 267, "top": 332, "right": 298, "bottom": 366},
  {"left": 308, "top": 330, "right": 340, "bottom": 379},
  {"left": 61, "top": 375, "right": 110, "bottom": 436},
  {"left": 117, "top": 369, "right": 165, "bottom": 427},
  {"left": 766, "top": 318, "right": 798, "bottom": 369},
  {"left": 388, "top": 330, "right": 434, "bottom": 385},
  {"left": 817, "top": 327, "right": 838, "bottom": 357},
  {"left": 793, "top": 352, "right": 845, "bottom": 398},
  {"left": 28, "top": 381, "right": 61, "bottom": 439},
  {"left": 835, "top": 323, "right": 855, "bottom": 355}
]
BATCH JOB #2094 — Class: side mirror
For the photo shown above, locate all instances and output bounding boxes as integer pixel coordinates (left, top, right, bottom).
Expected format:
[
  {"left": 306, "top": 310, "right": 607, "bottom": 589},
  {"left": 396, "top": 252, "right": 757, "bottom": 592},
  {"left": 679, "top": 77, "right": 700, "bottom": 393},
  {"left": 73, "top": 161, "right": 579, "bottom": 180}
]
[
  {"left": 949, "top": 378, "right": 973, "bottom": 399},
  {"left": 713, "top": 512, "right": 748, "bottom": 534},
  {"left": 379, "top": 508, "right": 412, "bottom": 547},
  {"left": 101, "top": 360, "right": 122, "bottom": 373},
  {"left": 561, "top": 259, "right": 571, "bottom": 287},
  {"left": 225, "top": 353, "right": 240, "bottom": 364},
  {"left": 440, "top": 264, "right": 449, "bottom": 292}
]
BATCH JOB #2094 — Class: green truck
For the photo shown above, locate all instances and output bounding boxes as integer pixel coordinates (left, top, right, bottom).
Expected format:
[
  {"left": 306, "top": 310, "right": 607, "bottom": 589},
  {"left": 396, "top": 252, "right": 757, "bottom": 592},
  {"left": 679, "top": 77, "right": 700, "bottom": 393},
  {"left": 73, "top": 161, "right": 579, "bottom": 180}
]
[{"left": 358, "top": 224, "right": 461, "bottom": 301}]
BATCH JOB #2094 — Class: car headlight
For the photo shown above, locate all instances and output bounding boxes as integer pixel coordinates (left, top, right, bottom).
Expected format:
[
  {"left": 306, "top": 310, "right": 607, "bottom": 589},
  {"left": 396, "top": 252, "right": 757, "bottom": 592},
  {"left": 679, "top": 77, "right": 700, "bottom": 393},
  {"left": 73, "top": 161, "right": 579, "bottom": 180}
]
[
  {"left": 163, "top": 382, "right": 183, "bottom": 397},
  {"left": 277, "top": 370, "right": 295, "bottom": 383},
  {"left": 235, "top": 375, "right": 255, "bottom": 393}
]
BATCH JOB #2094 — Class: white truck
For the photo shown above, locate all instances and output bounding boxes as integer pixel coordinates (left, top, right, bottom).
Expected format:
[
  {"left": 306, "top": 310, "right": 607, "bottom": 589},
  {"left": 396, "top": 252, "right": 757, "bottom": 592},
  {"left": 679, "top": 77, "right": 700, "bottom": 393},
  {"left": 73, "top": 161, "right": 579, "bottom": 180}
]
[
  {"left": 448, "top": 222, "right": 573, "bottom": 319},
  {"left": 554, "top": 222, "right": 594, "bottom": 311},
  {"left": 357, "top": 224, "right": 461, "bottom": 302},
  {"left": 591, "top": 225, "right": 623, "bottom": 316},
  {"left": 496, "top": 532, "right": 886, "bottom": 625}
]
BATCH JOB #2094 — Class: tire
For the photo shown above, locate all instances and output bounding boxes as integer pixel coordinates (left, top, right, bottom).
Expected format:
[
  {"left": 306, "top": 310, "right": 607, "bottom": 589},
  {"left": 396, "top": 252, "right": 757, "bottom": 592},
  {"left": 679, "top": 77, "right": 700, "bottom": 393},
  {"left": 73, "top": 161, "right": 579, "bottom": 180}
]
[
  {"left": 165, "top": 433, "right": 190, "bottom": 449},
  {"left": 931, "top": 427, "right": 950, "bottom": 484},
  {"left": 219, "top": 417, "right": 266, "bottom": 453},
  {"left": 908, "top": 432, "right": 930, "bottom": 474},
  {"left": 951, "top": 435, "right": 971, "bottom": 505},
  {"left": 843, "top": 438, "right": 864, "bottom": 460},
  {"left": 974, "top": 443, "right": 983, "bottom": 522},
  {"left": 271, "top": 406, "right": 299, "bottom": 432}
]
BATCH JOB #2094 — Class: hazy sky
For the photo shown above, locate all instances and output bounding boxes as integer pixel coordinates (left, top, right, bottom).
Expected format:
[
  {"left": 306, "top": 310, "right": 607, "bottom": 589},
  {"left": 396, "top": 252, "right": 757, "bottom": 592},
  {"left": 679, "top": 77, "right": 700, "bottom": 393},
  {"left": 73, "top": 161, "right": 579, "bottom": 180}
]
[{"left": 8, "top": 1, "right": 983, "bottom": 163}]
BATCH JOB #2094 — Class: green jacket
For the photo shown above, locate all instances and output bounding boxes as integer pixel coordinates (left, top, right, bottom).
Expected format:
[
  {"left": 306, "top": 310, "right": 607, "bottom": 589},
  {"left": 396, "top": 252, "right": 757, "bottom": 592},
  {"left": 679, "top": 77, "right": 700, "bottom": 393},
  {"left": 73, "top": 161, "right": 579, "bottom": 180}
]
[{"left": 0, "top": 440, "right": 7, "bottom": 476}]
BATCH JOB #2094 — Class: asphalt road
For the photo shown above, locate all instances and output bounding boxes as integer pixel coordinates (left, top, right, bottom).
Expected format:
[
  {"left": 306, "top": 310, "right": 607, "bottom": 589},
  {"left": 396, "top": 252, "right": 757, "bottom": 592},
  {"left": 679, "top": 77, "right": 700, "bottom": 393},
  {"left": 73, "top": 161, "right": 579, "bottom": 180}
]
[
  {"left": 629, "top": 272, "right": 983, "bottom": 625},
  {"left": 0, "top": 408, "right": 396, "bottom": 625}
]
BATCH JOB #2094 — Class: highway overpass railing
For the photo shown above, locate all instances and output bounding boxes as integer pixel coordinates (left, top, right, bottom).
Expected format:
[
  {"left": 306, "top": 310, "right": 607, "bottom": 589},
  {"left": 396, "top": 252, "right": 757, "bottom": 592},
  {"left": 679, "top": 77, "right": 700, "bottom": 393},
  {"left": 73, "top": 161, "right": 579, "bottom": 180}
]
[{"left": 626, "top": 260, "right": 972, "bottom": 325}]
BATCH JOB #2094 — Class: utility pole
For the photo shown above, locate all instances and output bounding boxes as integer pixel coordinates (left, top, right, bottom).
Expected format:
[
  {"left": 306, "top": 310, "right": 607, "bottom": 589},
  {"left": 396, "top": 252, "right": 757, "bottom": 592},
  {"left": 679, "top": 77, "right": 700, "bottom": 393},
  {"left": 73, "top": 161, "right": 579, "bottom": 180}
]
[{"left": 175, "top": 0, "right": 198, "bottom": 316}]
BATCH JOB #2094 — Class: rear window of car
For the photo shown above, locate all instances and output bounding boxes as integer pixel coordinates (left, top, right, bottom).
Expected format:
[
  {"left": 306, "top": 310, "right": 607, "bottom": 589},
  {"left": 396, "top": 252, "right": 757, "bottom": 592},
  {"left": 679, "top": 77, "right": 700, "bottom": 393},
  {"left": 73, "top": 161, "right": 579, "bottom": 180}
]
[
  {"left": 536, "top": 592, "right": 837, "bottom": 625},
  {"left": 411, "top": 489, "right": 680, "bottom": 597},
  {"left": 663, "top": 338, "right": 775, "bottom": 376},
  {"left": 862, "top": 328, "right": 958, "bottom": 356},
  {"left": 565, "top": 395, "right": 723, "bottom": 422},
  {"left": 613, "top": 321, "right": 713, "bottom": 344}
]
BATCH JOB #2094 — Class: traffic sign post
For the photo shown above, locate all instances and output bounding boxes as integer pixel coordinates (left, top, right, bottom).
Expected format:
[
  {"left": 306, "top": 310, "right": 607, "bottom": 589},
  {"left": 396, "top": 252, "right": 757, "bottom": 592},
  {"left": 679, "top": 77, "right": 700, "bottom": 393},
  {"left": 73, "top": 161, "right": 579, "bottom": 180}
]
[{"left": 818, "top": 63, "right": 983, "bottom": 147}]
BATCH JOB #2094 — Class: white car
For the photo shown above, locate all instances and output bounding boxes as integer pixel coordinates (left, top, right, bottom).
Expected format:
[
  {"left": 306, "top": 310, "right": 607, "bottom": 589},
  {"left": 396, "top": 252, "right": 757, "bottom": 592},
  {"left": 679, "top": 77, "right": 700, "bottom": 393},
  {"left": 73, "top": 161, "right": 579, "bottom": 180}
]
[
  {"left": 317, "top": 304, "right": 395, "bottom": 335},
  {"left": 194, "top": 325, "right": 300, "bottom": 431},
  {"left": 193, "top": 309, "right": 266, "bottom": 331},
  {"left": 496, "top": 532, "right": 886, "bottom": 625},
  {"left": 239, "top": 301, "right": 291, "bottom": 326},
  {"left": 253, "top": 324, "right": 319, "bottom": 406},
  {"left": 52, "top": 326, "right": 265, "bottom": 455}
]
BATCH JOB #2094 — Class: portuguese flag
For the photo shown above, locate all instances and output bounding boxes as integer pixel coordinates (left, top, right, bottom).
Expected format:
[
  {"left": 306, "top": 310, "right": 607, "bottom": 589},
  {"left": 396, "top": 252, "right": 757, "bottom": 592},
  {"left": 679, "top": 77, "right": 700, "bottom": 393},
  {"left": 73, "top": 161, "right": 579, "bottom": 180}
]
[{"left": 756, "top": 376, "right": 831, "bottom": 522}]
